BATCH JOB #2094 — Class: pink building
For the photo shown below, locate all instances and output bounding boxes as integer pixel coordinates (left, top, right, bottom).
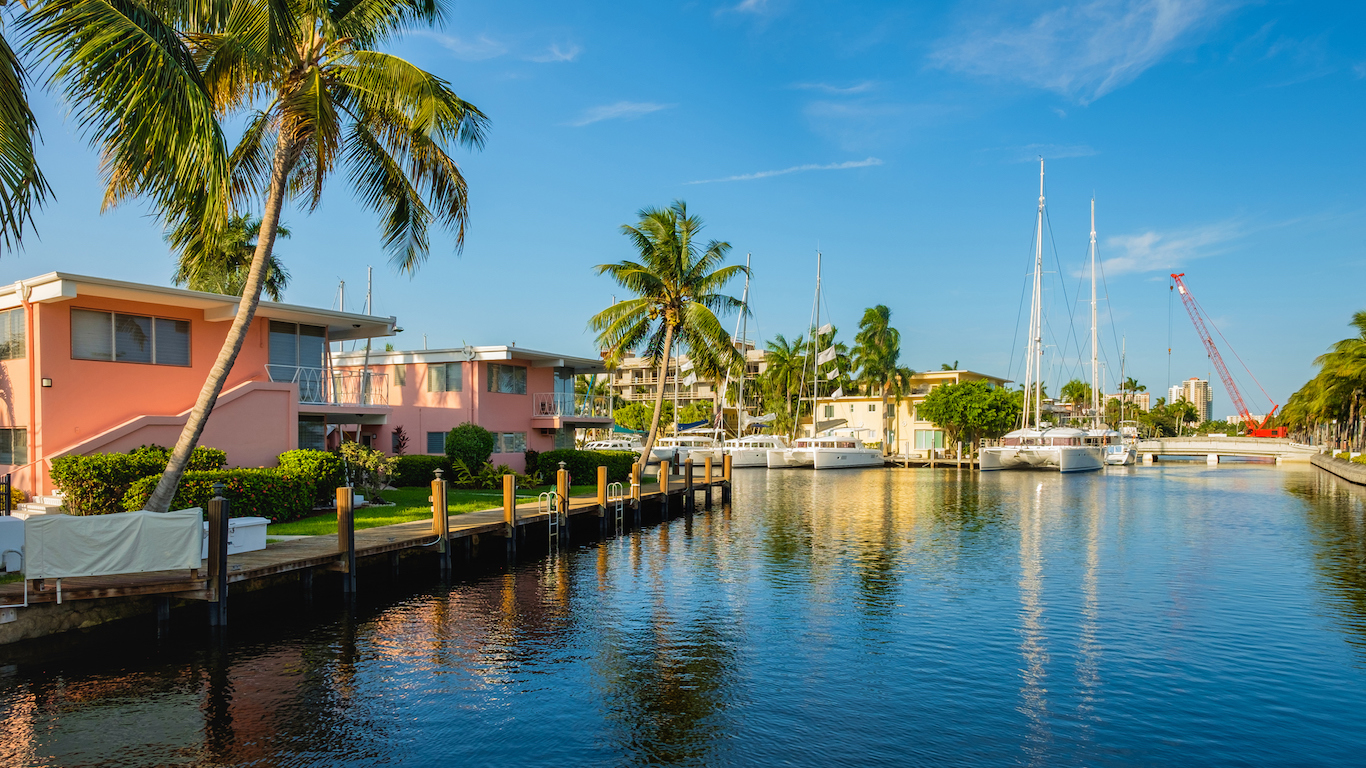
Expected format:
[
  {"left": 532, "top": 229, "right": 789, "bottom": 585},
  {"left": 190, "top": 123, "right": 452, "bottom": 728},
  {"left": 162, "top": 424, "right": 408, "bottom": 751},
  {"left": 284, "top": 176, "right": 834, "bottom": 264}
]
[
  {"left": 0, "top": 272, "right": 609, "bottom": 494},
  {"left": 331, "top": 346, "right": 611, "bottom": 471}
]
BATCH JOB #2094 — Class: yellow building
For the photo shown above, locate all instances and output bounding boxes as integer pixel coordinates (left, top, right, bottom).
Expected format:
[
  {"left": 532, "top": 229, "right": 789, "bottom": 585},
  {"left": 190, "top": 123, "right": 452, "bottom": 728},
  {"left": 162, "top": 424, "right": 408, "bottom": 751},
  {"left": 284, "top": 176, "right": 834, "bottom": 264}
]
[{"left": 798, "top": 369, "right": 1009, "bottom": 455}]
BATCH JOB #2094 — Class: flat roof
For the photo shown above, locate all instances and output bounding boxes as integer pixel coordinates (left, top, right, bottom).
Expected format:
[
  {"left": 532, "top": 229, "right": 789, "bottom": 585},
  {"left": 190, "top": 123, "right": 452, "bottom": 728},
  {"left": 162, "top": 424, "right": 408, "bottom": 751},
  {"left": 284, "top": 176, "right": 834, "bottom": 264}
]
[
  {"left": 0, "top": 272, "right": 397, "bottom": 341},
  {"left": 334, "top": 344, "right": 608, "bottom": 373}
]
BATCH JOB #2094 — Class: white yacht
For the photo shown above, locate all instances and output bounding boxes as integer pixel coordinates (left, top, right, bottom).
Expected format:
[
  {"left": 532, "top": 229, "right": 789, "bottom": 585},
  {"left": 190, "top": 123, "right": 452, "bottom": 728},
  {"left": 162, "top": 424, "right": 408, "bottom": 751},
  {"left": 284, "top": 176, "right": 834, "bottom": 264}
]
[
  {"left": 981, "top": 161, "right": 1103, "bottom": 474},
  {"left": 1102, "top": 422, "right": 1140, "bottom": 465},
  {"left": 584, "top": 438, "right": 642, "bottom": 453},
  {"left": 725, "top": 434, "right": 788, "bottom": 467},
  {"left": 768, "top": 429, "right": 884, "bottom": 469},
  {"left": 649, "top": 435, "right": 721, "bottom": 466}
]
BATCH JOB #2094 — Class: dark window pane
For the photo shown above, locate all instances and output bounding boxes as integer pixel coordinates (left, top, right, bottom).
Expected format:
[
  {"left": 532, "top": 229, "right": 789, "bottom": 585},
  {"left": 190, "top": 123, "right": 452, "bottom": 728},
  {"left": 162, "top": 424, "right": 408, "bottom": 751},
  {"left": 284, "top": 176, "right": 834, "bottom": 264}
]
[
  {"left": 298, "top": 416, "right": 326, "bottom": 451},
  {"left": 269, "top": 321, "right": 298, "bottom": 367},
  {"left": 114, "top": 314, "right": 153, "bottom": 363},
  {"left": 154, "top": 318, "right": 191, "bottom": 366},
  {"left": 427, "top": 431, "right": 445, "bottom": 454},
  {"left": 428, "top": 364, "right": 446, "bottom": 392},
  {"left": 298, "top": 324, "right": 326, "bottom": 369},
  {"left": 72, "top": 309, "right": 113, "bottom": 361},
  {"left": 0, "top": 309, "right": 24, "bottom": 361},
  {"left": 447, "top": 363, "right": 462, "bottom": 392}
]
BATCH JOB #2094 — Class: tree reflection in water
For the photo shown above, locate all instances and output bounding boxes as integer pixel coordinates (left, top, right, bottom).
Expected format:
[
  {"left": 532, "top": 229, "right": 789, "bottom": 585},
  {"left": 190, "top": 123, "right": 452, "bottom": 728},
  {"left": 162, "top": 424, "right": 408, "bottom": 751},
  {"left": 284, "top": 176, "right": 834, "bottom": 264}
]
[{"left": 1287, "top": 470, "right": 1366, "bottom": 656}]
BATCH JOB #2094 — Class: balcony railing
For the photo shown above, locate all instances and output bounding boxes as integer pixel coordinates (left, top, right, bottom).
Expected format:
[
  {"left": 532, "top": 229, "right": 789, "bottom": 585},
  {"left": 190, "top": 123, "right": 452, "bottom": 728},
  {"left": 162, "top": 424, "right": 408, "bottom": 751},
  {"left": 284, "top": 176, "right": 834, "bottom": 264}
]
[
  {"left": 267, "top": 365, "right": 389, "bottom": 407},
  {"left": 533, "top": 393, "right": 612, "bottom": 419}
]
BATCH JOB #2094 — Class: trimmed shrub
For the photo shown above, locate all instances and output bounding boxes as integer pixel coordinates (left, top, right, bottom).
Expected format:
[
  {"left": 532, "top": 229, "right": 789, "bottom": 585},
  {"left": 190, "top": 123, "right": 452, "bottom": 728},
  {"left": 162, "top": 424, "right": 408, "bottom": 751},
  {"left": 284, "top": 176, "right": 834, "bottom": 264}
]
[
  {"left": 7, "top": 486, "right": 26, "bottom": 508},
  {"left": 445, "top": 422, "right": 495, "bottom": 470},
  {"left": 123, "top": 469, "right": 313, "bottom": 522},
  {"left": 50, "top": 445, "right": 228, "bottom": 515},
  {"left": 391, "top": 455, "right": 450, "bottom": 487},
  {"left": 533, "top": 449, "right": 637, "bottom": 484},
  {"left": 277, "top": 449, "right": 346, "bottom": 506}
]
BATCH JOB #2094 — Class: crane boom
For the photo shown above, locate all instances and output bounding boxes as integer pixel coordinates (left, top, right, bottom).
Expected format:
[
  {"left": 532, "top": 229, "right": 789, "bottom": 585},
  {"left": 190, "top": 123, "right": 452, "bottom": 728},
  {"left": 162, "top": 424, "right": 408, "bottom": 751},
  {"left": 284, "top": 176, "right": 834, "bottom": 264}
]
[{"left": 1170, "top": 273, "right": 1278, "bottom": 433}]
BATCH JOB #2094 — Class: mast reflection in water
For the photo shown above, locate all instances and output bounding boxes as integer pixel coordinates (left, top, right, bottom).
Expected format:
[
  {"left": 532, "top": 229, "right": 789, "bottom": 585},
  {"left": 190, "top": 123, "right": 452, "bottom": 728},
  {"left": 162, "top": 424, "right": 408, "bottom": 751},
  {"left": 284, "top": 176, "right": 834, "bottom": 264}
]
[{"left": 3, "top": 465, "right": 1366, "bottom": 766}]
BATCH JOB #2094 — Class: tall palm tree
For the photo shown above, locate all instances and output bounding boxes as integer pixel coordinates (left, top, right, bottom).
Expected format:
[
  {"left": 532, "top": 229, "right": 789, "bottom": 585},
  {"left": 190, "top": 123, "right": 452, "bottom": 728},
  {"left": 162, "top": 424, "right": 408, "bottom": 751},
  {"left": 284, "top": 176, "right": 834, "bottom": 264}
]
[
  {"left": 171, "top": 214, "right": 290, "bottom": 300},
  {"left": 590, "top": 201, "right": 747, "bottom": 466},
  {"left": 142, "top": 0, "right": 488, "bottom": 513},
  {"left": 0, "top": 12, "right": 49, "bottom": 251},
  {"left": 852, "top": 305, "right": 913, "bottom": 453},
  {"left": 761, "top": 333, "right": 804, "bottom": 437}
]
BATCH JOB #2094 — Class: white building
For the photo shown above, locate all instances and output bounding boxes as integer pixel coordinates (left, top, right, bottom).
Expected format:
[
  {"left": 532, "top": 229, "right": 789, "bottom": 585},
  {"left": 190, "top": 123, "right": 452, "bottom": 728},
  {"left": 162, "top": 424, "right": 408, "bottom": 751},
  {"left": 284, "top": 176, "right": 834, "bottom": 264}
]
[{"left": 1171, "top": 378, "right": 1213, "bottom": 423}]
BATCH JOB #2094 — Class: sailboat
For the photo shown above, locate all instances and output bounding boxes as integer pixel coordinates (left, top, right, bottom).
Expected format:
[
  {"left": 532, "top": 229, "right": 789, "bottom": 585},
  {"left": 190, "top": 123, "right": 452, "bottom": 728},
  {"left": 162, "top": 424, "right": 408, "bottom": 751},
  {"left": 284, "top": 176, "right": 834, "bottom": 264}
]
[
  {"left": 767, "top": 253, "right": 883, "bottom": 470},
  {"left": 981, "top": 160, "right": 1104, "bottom": 473},
  {"left": 1082, "top": 200, "right": 1131, "bottom": 466}
]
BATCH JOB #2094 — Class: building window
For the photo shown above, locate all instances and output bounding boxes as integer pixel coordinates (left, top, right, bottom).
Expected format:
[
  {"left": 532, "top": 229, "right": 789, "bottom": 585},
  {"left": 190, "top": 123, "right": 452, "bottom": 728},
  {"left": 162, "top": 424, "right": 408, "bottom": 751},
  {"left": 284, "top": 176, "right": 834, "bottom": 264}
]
[
  {"left": 72, "top": 308, "right": 191, "bottom": 366},
  {"left": 869, "top": 404, "right": 877, "bottom": 412},
  {"left": 427, "top": 431, "right": 446, "bottom": 454},
  {"left": 394, "top": 363, "right": 406, "bottom": 387},
  {"left": 487, "top": 364, "right": 527, "bottom": 394},
  {"left": 823, "top": 405, "right": 834, "bottom": 418},
  {"left": 269, "top": 321, "right": 326, "bottom": 369},
  {"left": 915, "top": 429, "right": 945, "bottom": 450},
  {"left": 427, "top": 362, "right": 461, "bottom": 392},
  {"left": 298, "top": 416, "right": 325, "bottom": 452},
  {"left": 494, "top": 432, "right": 527, "bottom": 454},
  {"left": 0, "top": 428, "right": 27, "bottom": 465},
  {"left": 0, "top": 308, "right": 24, "bottom": 360}
]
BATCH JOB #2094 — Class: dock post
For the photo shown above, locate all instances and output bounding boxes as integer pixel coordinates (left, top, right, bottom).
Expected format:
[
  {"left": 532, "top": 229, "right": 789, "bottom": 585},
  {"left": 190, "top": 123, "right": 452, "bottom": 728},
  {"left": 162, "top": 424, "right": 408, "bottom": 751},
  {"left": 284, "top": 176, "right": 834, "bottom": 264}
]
[
  {"left": 337, "top": 486, "right": 356, "bottom": 595},
  {"left": 660, "top": 461, "right": 670, "bottom": 517},
  {"left": 431, "top": 469, "right": 450, "bottom": 577},
  {"left": 557, "top": 464, "right": 570, "bottom": 540},
  {"left": 206, "top": 483, "right": 229, "bottom": 627},
  {"left": 722, "top": 454, "right": 733, "bottom": 504},
  {"left": 684, "top": 459, "right": 695, "bottom": 514},
  {"left": 503, "top": 473, "right": 517, "bottom": 561},
  {"left": 597, "top": 466, "right": 608, "bottom": 535},
  {"left": 704, "top": 456, "right": 714, "bottom": 509},
  {"left": 631, "top": 462, "right": 642, "bottom": 526}
]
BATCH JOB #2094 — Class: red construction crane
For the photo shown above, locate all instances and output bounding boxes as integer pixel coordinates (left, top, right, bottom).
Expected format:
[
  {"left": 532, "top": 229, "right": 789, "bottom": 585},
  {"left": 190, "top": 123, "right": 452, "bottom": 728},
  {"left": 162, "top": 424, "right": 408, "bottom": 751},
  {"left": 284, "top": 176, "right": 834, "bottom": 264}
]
[{"left": 1170, "top": 273, "right": 1285, "bottom": 438}]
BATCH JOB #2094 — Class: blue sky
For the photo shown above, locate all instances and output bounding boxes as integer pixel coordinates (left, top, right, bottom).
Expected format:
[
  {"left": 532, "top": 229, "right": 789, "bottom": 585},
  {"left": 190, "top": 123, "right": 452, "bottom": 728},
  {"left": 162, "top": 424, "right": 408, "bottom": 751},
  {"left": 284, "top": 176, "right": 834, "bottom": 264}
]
[{"left": 6, "top": 0, "right": 1365, "bottom": 417}]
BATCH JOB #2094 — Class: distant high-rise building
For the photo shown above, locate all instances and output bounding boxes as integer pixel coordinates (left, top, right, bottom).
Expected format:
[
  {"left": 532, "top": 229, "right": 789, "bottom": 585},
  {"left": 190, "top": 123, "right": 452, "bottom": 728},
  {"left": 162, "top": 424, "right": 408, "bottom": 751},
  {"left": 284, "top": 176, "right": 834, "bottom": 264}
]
[{"left": 1170, "top": 378, "right": 1213, "bottom": 423}]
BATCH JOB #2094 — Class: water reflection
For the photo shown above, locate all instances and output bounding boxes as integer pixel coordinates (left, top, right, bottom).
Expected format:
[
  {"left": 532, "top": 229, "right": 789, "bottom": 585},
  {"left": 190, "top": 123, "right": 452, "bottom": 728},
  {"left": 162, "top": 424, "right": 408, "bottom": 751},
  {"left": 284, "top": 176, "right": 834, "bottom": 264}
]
[{"left": 1, "top": 466, "right": 1366, "bottom": 766}]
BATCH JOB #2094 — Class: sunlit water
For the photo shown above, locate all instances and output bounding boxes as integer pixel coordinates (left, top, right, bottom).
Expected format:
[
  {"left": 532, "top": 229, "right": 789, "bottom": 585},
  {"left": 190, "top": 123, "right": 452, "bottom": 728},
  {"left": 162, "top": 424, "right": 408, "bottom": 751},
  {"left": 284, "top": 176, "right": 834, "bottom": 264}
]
[{"left": 3, "top": 465, "right": 1366, "bottom": 767}]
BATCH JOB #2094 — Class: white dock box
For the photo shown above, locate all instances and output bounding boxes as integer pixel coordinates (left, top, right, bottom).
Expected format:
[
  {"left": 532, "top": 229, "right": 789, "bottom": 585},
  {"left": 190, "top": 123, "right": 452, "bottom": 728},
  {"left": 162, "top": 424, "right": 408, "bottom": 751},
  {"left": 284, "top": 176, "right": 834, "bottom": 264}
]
[
  {"left": 0, "top": 515, "right": 23, "bottom": 572},
  {"left": 200, "top": 516, "right": 270, "bottom": 559}
]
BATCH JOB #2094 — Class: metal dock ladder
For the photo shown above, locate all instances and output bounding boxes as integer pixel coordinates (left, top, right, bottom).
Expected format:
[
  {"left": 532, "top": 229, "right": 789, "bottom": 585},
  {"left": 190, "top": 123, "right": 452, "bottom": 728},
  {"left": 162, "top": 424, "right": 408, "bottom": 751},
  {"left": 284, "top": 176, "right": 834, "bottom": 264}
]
[
  {"left": 539, "top": 491, "right": 560, "bottom": 549},
  {"left": 607, "top": 482, "right": 625, "bottom": 535}
]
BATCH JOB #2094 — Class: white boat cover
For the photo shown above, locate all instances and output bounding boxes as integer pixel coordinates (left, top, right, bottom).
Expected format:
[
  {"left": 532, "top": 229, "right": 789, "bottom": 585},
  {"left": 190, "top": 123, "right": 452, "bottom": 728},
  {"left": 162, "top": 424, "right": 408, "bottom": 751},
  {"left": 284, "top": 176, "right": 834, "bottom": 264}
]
[{"left": 24, "top": 508, "right": 203, "bottom": 579}]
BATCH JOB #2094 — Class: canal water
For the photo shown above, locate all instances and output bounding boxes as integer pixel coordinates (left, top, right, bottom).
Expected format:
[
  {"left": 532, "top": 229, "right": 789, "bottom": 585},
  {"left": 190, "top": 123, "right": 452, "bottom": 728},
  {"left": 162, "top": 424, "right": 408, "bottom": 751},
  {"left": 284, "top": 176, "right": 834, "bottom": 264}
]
[{"left": 3, "top": 465, "right": 1366, "bottom": 767}]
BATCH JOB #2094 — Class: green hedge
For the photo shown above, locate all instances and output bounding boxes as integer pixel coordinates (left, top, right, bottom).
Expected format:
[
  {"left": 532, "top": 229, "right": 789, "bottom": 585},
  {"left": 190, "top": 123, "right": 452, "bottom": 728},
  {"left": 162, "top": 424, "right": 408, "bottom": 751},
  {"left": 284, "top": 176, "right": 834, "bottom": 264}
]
[
  {"left": 277, "top": 449, "right": 346, "bottom": 506},
  {"left": 50, "top": 445, "right": 227, "bottom": 516},
  {"left": 123, "top": 469, "right": 313, "bottom": 522},
  {"left": 391, "top": 455, "right": 451, "bottom": 487},
  {"left": 533, "top": 449, "right": 637, "bottom": 484}
]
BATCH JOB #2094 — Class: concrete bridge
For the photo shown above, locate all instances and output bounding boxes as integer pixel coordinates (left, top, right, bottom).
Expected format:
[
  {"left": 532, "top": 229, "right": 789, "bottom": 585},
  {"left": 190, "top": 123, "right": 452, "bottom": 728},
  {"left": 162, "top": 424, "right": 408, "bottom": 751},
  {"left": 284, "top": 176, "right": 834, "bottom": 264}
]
[{"left": 1136, "top": 436, "right": 1323, "bottom": 464}]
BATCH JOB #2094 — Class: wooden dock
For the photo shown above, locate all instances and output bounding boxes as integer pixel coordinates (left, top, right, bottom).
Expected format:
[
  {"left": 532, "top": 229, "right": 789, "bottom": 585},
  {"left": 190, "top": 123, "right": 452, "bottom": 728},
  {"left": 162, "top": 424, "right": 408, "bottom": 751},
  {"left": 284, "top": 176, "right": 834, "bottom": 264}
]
[{"left": 0, "top": 458, "right": 732, "bottom": 621}]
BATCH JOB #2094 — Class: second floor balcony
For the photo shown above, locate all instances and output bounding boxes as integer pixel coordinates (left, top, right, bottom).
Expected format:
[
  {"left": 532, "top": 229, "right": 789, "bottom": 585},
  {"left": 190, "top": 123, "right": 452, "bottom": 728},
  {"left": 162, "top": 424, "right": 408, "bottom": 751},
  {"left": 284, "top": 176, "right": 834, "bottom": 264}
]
[
  {"left": 267, "top": 365, "right": 389, "bottom": 407},
  {"left": 532, "top": 393, "right": 612, "bottom": 420}
]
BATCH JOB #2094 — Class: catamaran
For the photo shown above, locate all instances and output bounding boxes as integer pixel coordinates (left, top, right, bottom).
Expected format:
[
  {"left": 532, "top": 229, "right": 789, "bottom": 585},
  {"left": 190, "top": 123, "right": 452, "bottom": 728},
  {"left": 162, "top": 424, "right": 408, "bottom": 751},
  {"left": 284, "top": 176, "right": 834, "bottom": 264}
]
[
  {"left": 767, "top": 253, "right": 884, "bottom": 470},
  {"left": 981, "top": 160, "right": 1103, "bottom": 473}
]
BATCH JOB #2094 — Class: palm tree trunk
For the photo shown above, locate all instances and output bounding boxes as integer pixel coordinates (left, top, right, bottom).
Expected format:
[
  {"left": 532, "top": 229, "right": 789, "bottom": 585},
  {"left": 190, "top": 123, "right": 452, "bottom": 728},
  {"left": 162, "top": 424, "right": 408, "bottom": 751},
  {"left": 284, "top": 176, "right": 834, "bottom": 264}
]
[
  {"left": 636, "top": 322, "right": 675, "bottom": 473},
  {"left": 881, "top": 384, "right": 890, "bottom": 456},
  {"left": 144, "top": 134, "right": 296, "bottom": 513}
]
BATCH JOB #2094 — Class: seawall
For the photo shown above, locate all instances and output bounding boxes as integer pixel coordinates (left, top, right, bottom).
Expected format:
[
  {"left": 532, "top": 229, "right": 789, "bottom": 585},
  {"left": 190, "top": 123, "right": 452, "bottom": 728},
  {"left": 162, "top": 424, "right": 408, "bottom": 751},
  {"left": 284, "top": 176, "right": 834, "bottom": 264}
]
[{"left": 1310, "top": 453, "right": 1366, "bottom": 485}]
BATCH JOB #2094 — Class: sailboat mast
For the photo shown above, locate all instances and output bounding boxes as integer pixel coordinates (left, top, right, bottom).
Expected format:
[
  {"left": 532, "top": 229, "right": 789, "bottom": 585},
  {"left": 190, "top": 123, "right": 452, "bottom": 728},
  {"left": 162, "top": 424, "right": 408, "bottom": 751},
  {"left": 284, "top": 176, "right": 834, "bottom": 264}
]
[
  {"left": 1090, "top": 198, "right": 1099, "bottom": 430},
  {"left": 813, "top": 252, "right": 822, "bottom": 437},
  {"left": 738, "top": 253, "right": 750, "bottom": 433},
  {"left": 1032, "top": 159, "right": 1045, "bottom": 429}
]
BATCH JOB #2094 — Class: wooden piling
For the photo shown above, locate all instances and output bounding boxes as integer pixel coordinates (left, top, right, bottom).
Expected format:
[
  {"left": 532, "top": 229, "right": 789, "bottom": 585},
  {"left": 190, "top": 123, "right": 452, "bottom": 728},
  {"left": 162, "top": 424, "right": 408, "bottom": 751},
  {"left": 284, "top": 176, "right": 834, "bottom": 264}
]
[
  {"left": 502, "top": 473, "right": 517, "bottom": 560},
  {"left": 206, "top": 484, "right": 228, "bottom": 626},
  {"left": 557, "top": 467, "right": 570, "bottom": 539},
  {"left": 337, "top": 486, "right": 356, "bottom": 595},
  {"left": 660, "top": 461, "right": 670, "bottom": 517},
  {"left": 704, "top": 456, "right": 714, "bottom": 508},
  {"left": 722, "top": 454, "right": 733, "bottom": 503},
  {"left": 597, "top": 465, "right": 608, "bottom": 534},
  {"left": 684, "top": 459, "right": 695, "bottom": 514},
  {"left": 431, "top": 468, "right": 450, "bottom": 576},
  {"left": 630, "top": 462, "right": 642, "bottom": 524}
]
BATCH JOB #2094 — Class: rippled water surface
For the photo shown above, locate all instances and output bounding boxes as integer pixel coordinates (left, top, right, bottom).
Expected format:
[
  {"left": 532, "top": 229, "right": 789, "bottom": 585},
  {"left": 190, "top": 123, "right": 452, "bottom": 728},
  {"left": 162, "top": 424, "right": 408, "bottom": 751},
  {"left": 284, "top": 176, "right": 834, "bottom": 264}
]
[{"left": 4, "top": 465, "right": 1366, "bottom": 767}]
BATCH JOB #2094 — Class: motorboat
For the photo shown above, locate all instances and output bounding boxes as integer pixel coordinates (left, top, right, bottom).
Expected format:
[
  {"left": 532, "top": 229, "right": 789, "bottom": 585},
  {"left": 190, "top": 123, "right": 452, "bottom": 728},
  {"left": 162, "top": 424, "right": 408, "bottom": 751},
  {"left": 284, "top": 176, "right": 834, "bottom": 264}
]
[
  {"left": 726, "top": 434, "right": 789, "bottom": 467},
  {"left": 768, "top": 429, "right": 884, "bottom": 469},
  {"left": 649, "top": 435, "right": 721, "bottom": 466},
  {"left": 584, "top": 438, "right": 642, "bottom": 453},
  {"left": 1102, "top": 421, "right": 1140, "bottom": 465},
  {"left": 1089, "top": 427, "right": 1133, "bottom": 466},
  {"left": 981, "top": 427, "right": 1105, "bottom": 472}
]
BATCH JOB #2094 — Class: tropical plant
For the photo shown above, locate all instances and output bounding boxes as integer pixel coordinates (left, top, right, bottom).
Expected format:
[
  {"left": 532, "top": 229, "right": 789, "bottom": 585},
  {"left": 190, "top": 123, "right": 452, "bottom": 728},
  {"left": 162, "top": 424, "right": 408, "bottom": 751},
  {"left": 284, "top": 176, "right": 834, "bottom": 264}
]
[
  {"left": 171, "top": 214, "right": 291, "bottom": 300},
  {"left": 589, "top": 201, "right": 747, "bottom": 465},
  {"left": 1060, "top": 378, "right": 1093, "bottom": 413},
  {"left": 852, "top": 305, "right": 914, "bottom": 454},
  {"left": 614, "top": 401, "right": 672, "bottom": 432},
  {"left": 445, "top": 422, "right": 495, "bottom": 470},
  {"left": 761, "top": 333, "right": 805, "bottom": 435},
  {"left": 916, "top": 380, "right": 1021, "bottom": 449},
  {"left": 141, "top": 0, "right": 488, "bottom": 513},
  {"left": 391, "top": 425, "right": 409, "bottom": 455},
  {"left": 338, "top": 441, "right": 396, "bottom": 503},
  {"left": 0, "top": 8, "right": 49, "bottom": 251}
]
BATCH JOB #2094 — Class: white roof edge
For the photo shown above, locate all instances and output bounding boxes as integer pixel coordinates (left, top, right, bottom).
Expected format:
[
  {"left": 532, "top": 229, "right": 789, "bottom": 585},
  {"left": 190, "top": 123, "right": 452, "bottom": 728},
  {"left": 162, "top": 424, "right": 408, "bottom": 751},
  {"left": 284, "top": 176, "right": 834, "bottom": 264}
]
[{"left": 333, "top": 344, "right": 607, "bottom": 370}]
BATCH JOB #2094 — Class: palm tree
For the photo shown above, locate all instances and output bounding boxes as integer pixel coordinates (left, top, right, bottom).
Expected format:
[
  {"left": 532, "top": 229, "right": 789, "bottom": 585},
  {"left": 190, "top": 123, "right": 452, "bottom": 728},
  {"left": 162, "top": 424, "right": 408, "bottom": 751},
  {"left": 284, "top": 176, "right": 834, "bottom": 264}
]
[
  {"left": 142, "top": 0, "right": 488, "bottom": 513},
  {"left": 171, "top": 215, "right": 290, "bottom": 300},
  {"left": 852, "top": 305, "right": 913, "bottom": 454},
  {"left": 1060, "top": 378, "right": 1092, "bottom": 407},
  {"left": 590, "top": 201, "right": 747, "bottom": 466},
  {"left": 0, "top": 17, "right": 49, "bottom": 250},
  {"left": 761, "top": 333, "right": 805, "bottom": 437}
]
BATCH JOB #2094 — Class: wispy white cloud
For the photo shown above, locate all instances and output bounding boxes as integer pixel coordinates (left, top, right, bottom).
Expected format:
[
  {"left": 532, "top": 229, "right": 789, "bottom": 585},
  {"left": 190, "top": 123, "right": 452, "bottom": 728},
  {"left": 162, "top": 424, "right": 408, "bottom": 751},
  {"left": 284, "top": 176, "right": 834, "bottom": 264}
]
[
  {"left": 569, "top": 101, "right": 675, "bottom": 127},
  {"left": 726, "top": 0, "right": 771, "bottom": 14},
  {"left": 1101, "top": 219, "right": 1244, "bottom": 276},
  {"left": 791, "top": 81, "right": 877, "bottom": 94},
  {"left": 409, "top": 31, "right": 508, "bottom": 61},
  {"left": 930, "top": 0, "right": 1241, "bottom": 103},
  {"left": 986, "top": 143, "right": 1098, "bottom": 163},
  {"left": 686, "top": 157, "right": 883, "bottom": 185},
  {"left": 530, "top": 43, "right": 582, "bottom": 63}
]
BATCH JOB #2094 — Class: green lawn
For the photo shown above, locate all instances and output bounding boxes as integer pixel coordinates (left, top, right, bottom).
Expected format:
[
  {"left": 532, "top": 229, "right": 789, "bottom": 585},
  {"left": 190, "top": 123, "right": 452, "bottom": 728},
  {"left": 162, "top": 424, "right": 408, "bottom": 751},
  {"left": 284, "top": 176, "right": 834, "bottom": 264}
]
[{"left": 266, "top": 484, "right": 598, "bottom": 536}]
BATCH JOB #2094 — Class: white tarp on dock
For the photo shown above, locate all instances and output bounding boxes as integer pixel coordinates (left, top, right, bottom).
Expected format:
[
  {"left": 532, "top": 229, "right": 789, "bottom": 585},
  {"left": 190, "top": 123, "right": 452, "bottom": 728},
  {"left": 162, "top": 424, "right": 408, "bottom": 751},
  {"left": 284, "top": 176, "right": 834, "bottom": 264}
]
[{"left": 24, "top": 509, "right": 203, "bottom": 579}]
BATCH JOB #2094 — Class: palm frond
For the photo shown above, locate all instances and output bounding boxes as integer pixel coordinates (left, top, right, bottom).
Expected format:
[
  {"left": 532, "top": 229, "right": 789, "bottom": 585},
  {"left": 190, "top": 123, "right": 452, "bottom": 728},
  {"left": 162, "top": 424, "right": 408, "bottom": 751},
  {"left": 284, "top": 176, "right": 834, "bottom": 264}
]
[{"left": 0, "top": 31, "right": 50, "bottom": 251}]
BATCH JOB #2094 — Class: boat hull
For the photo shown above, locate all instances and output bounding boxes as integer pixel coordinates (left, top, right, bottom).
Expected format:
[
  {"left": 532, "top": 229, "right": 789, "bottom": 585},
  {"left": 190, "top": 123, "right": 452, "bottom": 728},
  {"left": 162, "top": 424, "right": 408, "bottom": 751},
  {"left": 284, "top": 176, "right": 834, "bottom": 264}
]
[
  {"left": 980, "top": 446, "right": 1104, "bottom": 473},
  {"left": 1103, "top": 446, "right": 1135, "bottom": 466},
  {"left": 727, "top": 448, "right": 771, "bottom": 467},
  {"left": 767, "top": 449, "right": 813, "bottom": 468},
  {"left": 812, "top": 449, "right": 884, "bottom": 469}
]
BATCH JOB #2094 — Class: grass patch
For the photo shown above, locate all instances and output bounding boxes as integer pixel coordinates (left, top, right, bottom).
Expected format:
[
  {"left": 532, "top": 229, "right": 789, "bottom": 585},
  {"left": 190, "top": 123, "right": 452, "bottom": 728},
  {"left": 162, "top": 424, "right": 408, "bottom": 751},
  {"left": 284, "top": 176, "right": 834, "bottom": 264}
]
[
  {"left": 0, "top": 572, "right": 23, "bottom": 585},
  {"left": 266, "top": 484, "right": 597, "bottom": 537}
]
